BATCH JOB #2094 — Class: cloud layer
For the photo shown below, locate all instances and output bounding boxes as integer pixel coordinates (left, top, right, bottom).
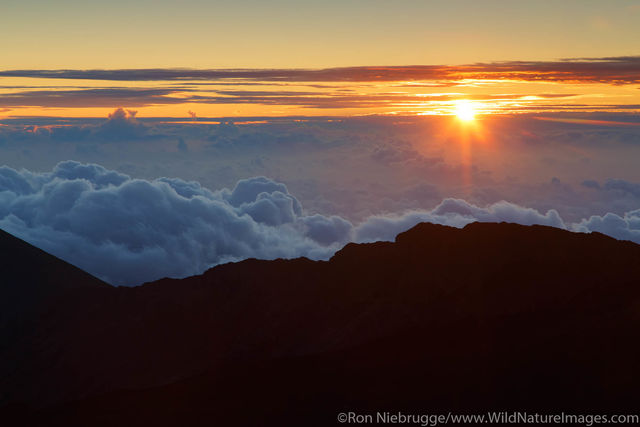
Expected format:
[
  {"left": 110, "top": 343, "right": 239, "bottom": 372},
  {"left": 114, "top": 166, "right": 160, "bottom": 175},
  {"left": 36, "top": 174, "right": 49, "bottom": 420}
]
[
  {"left": 2, "top": 56, "right": 638, "bottom": 115},
  {"left": 2, "top": 161, "right": 638, "bottom": 286},
  {"left": 2, "top": 112, "right": 640, "bottom": 227},
  {"left": 0, "top": 162, "right": 351, "bottom": 285},
  {"left": 3, "top": 56, "right": 640, "bottom": 84}
]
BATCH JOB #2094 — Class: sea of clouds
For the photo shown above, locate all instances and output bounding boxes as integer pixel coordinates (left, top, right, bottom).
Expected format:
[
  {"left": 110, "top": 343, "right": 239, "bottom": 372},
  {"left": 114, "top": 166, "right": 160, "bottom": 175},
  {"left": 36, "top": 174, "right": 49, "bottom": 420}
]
[{"left": 1, "top": 160, "right": 638, "bottom": 285}]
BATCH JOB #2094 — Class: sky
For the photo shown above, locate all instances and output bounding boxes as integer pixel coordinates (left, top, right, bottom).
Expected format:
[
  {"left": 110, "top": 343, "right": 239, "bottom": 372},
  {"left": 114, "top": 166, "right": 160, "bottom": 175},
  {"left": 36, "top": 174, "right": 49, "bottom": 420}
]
[
  {"left": 3, "top": 1, "right": 640, "bottom": 69},
  {"left": 2, "top": 1, "right": 640, "bottom": 118},
  {"left": 1, "top": 1, "right": 640, "bottom": 285}
]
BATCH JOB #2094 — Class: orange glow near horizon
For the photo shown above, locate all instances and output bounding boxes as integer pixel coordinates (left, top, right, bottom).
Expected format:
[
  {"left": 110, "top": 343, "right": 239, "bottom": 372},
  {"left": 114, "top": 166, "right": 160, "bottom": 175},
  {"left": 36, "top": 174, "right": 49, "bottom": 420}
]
[{"left": 0, "top": 73, "right": 639, "bottom": 120}]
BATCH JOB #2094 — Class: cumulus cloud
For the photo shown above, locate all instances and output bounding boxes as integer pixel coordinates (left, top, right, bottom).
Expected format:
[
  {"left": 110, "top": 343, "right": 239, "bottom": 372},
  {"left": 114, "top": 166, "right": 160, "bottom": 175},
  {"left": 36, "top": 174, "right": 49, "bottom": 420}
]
[
  {"left": 1, "top": 161, "right": 638, "bottom": 286},
  {"left": 95, "top": 107, "right": 150, "bottom": 141},
  {"left": 0, "top": 108, "right": 161, "bottom": 146},
  {"left": 355, "top": 199, "right": 565, "bottom": 243},
  {"left": 0, "top": 162, "right": 353, "bottom": 285},
  {"left": 572, "top": 210, "right": 640, "bottom": 243}
]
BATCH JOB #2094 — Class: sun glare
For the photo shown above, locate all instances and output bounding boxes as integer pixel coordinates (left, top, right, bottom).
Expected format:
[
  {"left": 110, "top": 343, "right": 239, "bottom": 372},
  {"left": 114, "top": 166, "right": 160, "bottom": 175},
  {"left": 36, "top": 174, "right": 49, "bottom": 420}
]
[{"left": 455, "top": 100, "right": 476, "bottom": 121}]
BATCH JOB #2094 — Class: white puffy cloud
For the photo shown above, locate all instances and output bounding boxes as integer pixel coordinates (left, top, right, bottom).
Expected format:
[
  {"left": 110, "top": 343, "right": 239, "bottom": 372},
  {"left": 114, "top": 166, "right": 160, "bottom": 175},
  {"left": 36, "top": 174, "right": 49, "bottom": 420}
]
[
  {"left": 355, "top": 198, "right": 565, "bottom": 243},
  {"left": 0, "top": 162, "right": 352, "bottom": 285},
  {"left": 1, "top": 161, "right": 638, "bottom": 286},
  {"left": 572, "top": 210, "right": 640, "bottom": 243}
]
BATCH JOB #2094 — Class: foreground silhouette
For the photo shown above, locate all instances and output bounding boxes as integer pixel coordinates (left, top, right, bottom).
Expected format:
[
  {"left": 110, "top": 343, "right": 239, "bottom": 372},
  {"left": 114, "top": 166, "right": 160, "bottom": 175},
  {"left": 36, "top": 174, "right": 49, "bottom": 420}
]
[{"left": 1, "top": 222, "right": 640, "bottom": 426}]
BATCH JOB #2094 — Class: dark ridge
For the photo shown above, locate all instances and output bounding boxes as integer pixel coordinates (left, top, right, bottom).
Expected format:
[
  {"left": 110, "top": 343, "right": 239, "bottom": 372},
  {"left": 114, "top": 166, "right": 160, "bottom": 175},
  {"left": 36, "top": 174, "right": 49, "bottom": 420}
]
[
  {"left": 0, "top": 228, "right": 109, "bottom": 290},
  {"left": 0, "top": 228, "right": 109, "bottom": 322},
  {"left": 1, "top": 222, "right": 640, "bottom": 426}
]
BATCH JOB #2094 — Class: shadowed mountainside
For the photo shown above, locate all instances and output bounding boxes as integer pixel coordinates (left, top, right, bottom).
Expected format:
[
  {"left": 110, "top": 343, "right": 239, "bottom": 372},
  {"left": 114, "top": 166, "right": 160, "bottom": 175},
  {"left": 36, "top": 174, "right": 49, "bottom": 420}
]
[{"left": 1, "top": 222, "right": 640, "bottom": 426}]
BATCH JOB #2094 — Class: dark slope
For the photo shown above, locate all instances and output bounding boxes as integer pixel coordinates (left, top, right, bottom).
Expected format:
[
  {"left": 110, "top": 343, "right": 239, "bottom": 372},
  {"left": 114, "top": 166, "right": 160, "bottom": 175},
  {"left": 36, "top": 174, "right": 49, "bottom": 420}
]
[
  {"left": 0, "top": 228, "right": 109, "bottom": 314},
  {"left": 0, "top": 230, "right": 110, "bottom": 413},
  {"left": 2, "top": 222, "right": 640, "bottom": 426}
]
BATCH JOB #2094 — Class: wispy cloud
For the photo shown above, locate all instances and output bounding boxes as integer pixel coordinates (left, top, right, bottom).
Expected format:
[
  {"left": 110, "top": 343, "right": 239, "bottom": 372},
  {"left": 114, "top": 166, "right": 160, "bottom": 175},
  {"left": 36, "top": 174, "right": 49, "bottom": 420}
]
[
  {"left": 2, "top": 56, "right": 640, "bottom": 84},
  {"left": 0, "top": 87, "right": 578, "bottom": 109},
  {"left": 1, "top": 56, "right": 637, "bottom": 115},
  {"left": 0, "top": 88, "right": 184, "bottom": 108}
]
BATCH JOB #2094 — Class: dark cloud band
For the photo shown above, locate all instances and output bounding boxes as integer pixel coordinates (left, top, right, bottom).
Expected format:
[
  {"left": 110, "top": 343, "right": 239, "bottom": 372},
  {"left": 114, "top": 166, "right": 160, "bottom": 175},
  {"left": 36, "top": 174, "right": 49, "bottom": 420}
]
[
  {"left": 0, "top": 87, "right": 579, "bottom": 109},
  {"left": 1, "top": 56, "right": 639, "bottom": 84}
]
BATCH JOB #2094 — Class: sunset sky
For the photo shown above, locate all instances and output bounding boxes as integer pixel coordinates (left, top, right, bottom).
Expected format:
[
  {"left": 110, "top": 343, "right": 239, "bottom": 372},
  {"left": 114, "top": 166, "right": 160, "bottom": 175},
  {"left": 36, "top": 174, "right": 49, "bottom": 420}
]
[
  {"left": 2, "top": 0, "right": 640, "bottom": 118},
  {"left": 1, "top": 1, "right": 640, "bottom": 285}
]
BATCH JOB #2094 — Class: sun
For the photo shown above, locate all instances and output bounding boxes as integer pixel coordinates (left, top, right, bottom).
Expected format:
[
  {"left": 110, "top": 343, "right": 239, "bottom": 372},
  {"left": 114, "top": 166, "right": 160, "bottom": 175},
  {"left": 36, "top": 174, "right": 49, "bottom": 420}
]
[{"left": 455, "top": 100, "right": 476, "bottom": 121}]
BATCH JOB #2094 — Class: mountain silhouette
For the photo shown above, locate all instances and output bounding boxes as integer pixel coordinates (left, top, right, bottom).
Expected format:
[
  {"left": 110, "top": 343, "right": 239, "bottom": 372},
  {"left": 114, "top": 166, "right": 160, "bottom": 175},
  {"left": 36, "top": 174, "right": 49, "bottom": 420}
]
[{"left": 2, "top": 222, "right": 640, "bottom": 426}]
